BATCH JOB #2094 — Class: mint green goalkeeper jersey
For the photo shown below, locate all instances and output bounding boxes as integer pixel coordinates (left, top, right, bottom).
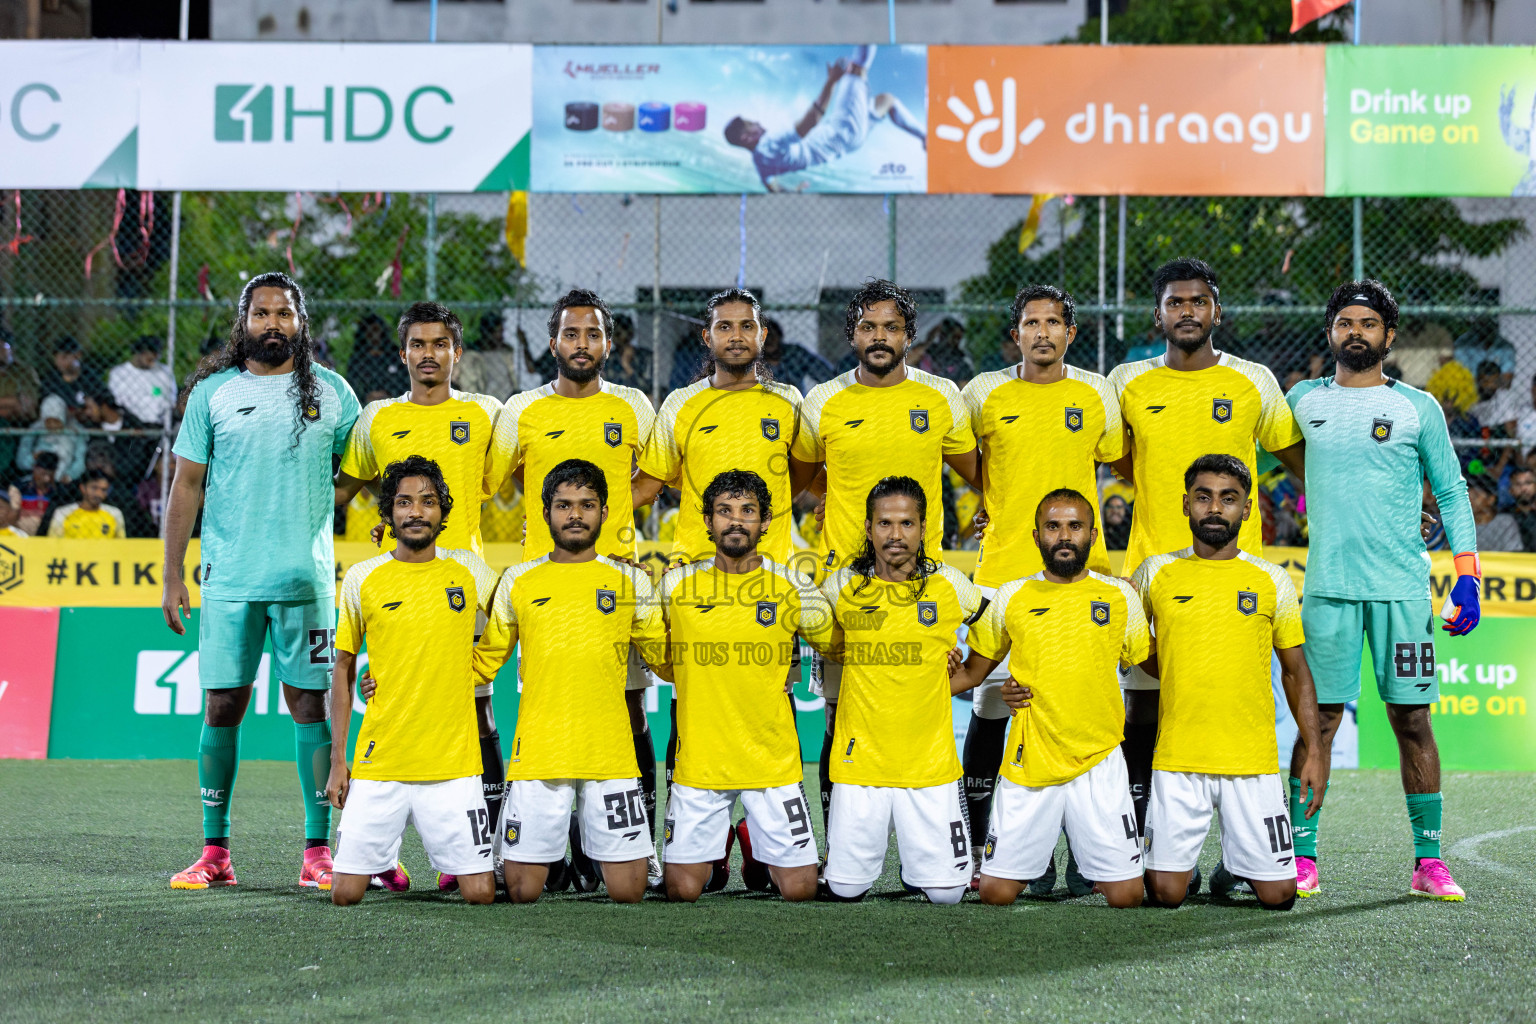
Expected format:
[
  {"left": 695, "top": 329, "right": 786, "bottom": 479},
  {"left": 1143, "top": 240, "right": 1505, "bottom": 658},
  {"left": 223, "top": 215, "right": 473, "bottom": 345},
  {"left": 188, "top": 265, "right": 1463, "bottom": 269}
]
[
  {"left": 1289, "top": 376, "right": 1476, "bottom": 602},
  {"left": 173, "top": 365, "right": 360, "bottom": 602}
]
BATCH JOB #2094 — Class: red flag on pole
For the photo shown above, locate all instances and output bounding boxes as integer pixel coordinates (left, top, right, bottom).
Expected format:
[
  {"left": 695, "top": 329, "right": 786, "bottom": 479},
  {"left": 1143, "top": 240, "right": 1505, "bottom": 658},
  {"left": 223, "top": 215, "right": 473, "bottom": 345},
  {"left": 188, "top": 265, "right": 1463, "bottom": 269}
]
[{"left": 1291, "top": 0, "right": 1351, "bottom": 32}]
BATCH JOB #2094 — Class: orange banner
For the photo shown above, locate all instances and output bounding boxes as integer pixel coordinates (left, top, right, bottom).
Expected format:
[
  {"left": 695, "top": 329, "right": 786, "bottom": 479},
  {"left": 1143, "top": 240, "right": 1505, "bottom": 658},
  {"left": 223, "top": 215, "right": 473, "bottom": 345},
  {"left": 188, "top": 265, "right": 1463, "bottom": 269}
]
[{"left": 927, "top": 46, "right": 1326, "bottom": 195}]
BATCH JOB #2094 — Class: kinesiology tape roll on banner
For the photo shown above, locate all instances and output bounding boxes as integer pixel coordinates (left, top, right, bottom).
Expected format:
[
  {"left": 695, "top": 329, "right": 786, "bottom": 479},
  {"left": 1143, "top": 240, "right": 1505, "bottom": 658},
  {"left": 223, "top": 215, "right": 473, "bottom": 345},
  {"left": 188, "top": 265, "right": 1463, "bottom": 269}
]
[
  {"left": 675, "top": 102, "right": 707, "bottom": 132},
  {"left": 602, "top": 102, "right": 636, "bottom": 131},
  {"left": 565, "top": 102, "right": 599, "bottom": 131},
  {"left": 638, "top": 102, "right": 671, "bottom": 132}
]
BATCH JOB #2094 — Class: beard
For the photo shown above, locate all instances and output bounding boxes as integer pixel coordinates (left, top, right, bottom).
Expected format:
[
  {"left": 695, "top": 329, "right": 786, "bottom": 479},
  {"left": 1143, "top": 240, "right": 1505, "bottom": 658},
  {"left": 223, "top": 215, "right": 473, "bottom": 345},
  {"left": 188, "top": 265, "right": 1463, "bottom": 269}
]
[
  {"left": 1163, "top": 320, "right": 1214, "bottom": 353},
  {"left": 556, "top": 349, "right": 603, "bottom": 385},
  {"left": 1331, "top": 337, "right": 1389, "bottom": 373},
  {"left": 857, "top": 343, "right": 904, "bottom": 378},
  {"left": 394, "top": 519, "right": 439, "bottom": 551},
  {"left": 717, "top": 527, "right": 758, "bottom": 558},
  {"left": 1039, "top": 538, "right": 1090, "bottom": 578},
  {"left": 244, "top": 327, "right": 297, "bottom": 367},
  {"left": 1191, "top": 515, "right": 1241, "bottom": 548},
  {"left": 553, "top": 521, "right": 597, "bottom": 553}
]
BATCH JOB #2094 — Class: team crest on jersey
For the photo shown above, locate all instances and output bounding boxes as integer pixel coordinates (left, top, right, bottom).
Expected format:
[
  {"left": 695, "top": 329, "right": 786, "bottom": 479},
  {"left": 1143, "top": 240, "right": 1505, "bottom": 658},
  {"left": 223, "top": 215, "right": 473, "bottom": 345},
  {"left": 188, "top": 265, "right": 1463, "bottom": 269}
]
[
  {"left": 1372, "top": 418, "right": 1393, "bottom": 444},
  {"left": 1212, "top": 398, "right": 1233, "bottom": 424},
  {"left": 450, "top": 420, "right": 470, "bottom": 446},
  {"left": 1065, "top": 406, "right": 1084, "bottom": 433},
  {"left": 603, "top": 422, "right": 623, "bottom": 448},
  {"left": 596, "top": 588, "right": 617, "bottom": 614},
  {"left": 761, "top": 417, "right": 780, "bottom": 441},
  {"left": 303, "top": 400, "right": 321, "bottom": 422},
  {"left": 756, "top": 601, "right": 778, "bottom": 627},
  {"left": 984, "top": 833, "right": 997, "bottom": 861},
  {"left": 1090, "top": 600, "right": 1110, "bottom": 626},
  {"left": 909, "top": 409, "right": 929, "bottom": 434},
  {"left": 917, "top": 601, "right": 938, "bottom": 626},
  {"left": 446, "top": 586, "right": 466, "bottom": 612},
  {"left": 504, "top": 819, "right": 521, "bottom": 847},
  {"left": 1237, "top": 590, "right": 1258, "bottom": 616}
]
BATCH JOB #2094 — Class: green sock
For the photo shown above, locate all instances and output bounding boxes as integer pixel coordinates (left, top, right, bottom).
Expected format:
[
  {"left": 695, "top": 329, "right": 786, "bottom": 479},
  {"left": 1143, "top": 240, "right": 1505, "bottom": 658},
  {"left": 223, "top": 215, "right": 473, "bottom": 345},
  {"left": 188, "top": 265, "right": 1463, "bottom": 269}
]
[
  {"left": 294, "top": 721, "right": 333, "bottom": 842},
  {"left": 1406, "top": 792, "right": 1443, "bottom": 861},
  {"left": 1288, "top": 776, "right": 1326, "bottom": 859},
  {"left": 198, "top": 724, "right": 241, "bottom": 841}
]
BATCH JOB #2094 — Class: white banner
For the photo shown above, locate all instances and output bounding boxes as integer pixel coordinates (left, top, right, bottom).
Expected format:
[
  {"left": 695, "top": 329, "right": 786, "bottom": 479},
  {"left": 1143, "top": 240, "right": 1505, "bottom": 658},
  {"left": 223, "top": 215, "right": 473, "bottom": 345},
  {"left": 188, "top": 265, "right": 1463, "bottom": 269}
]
[
  {"left": 137, "top": 42, "right": 532, "bottom": 192},
  {"left": 0, "top": 41, "right": 139, "bottom": 188}
]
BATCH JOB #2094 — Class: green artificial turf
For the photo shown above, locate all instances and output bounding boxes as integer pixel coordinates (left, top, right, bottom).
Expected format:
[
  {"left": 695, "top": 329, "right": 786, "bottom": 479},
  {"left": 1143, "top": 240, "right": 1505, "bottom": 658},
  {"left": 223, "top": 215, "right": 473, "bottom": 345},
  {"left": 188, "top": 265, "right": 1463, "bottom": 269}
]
[{"left": 1, "top": 761, "right": 1532, "bottom": 1023}]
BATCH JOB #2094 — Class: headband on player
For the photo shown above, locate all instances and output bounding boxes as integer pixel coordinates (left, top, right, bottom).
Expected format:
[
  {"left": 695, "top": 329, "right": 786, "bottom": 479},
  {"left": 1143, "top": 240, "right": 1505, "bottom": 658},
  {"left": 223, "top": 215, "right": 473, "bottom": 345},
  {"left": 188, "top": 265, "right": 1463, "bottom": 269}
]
[{"left": 1344, "top": 293, "right": 1385, "bottom": 318}]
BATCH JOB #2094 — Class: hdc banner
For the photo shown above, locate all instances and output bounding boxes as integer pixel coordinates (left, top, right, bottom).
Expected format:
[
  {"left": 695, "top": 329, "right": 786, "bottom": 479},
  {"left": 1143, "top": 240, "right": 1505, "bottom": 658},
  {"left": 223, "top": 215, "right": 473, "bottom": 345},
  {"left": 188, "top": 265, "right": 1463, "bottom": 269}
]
[
  {"left": 926, "top": 45, "right": 1325, "bottom": 195},
  {"left": 137, "top": 42, "right": 532, "bottom": 191},
  {"left": 1325, "top": 46, "right": 1536, "bottom": 196},
  {"left": 0, "top": 41, "right": 138, "bottom": 188}
]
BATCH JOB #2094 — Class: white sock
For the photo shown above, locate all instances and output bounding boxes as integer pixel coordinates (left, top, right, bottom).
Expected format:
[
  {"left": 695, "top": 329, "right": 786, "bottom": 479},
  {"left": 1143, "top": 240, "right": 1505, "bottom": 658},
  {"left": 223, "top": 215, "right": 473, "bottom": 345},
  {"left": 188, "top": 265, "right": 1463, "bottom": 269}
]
[
  {"left": 922, "top": 885, "right": 966, "bottom": 905},
  {"left": 827, "top": 879, "right": 870, "bottom": 900},
  {"left": 852, "top": 44, "right": 876, "bottom": 71}
]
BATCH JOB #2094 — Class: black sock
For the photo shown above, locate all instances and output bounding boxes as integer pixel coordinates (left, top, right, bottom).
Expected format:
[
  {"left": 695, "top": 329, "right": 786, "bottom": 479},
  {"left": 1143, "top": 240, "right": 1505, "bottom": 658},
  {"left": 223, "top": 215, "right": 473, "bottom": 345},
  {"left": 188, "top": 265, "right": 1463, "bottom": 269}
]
[
  {"left": 1122, "top": 721, "right": 1156, "bottom": 835},
  {"left": 303, "top": 837, "right": 328, "bottom": 851},
  {"left": 204, "top": 837, "right": 230, "bottom": 850},
  {"left": 961, "top": 712, "right": 1007, "bottom": 843},
  {"left": 665, "top": 699, "right": 678, "bottom": 788},
  {"left": 480, "top": 730, "right": 506, "bottom": 837},
  {"left": 634, "top": 718, "right": 657, "bottom": 845},
  {"left": 818, "top": 729, "right": 834, "bottom": 834}
]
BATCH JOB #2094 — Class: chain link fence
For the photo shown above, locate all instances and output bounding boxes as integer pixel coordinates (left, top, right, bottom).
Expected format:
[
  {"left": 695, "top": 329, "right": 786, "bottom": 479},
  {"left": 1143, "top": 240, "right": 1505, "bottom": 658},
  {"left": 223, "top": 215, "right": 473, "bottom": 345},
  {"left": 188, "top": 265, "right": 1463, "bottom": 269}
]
[{"left": 2, "top": 187, "right": 1534, "bottom": 549}]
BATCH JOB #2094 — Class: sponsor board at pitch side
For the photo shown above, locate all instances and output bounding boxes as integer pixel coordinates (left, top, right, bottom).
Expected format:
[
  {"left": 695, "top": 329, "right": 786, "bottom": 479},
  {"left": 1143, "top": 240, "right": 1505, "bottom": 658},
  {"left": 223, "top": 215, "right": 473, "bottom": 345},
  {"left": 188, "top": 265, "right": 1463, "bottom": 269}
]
[
  {"left": 137, "top": 42, "right": 532, "bottom": 191},
  {"left": 926, "top": 45, "right": 1325, "bottom": 195},
  {"left": 0, "top": 40, "right": 138, "bottom": 188}
]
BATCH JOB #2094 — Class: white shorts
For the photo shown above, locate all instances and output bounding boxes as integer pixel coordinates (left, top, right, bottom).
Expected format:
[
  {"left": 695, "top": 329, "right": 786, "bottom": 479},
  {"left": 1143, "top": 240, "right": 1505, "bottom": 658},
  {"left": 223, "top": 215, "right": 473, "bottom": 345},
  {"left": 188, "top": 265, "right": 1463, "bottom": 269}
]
[
  {"left": 969, "top": 586, "right": 1013, "bottom": 719},
  {"left": 1144, "top": 770, "right": 1294, "bottom": 882},
  {"left": 475, "top": 681, "right": 494, "bottom": 699},
  {"left": 825, "top": 780, "right": 971, "bottom": 889},
  {"left": 981, "top": 750, "right": 1143, "bottom": 884},
  {"left": 664, "top": 782, "right": 819, "bottom": 868},
  {"left": 334, "top": 775, "right": 494, "bottom": 877},
  {"left": 1122, "top": 662, "right": 1159, "bottom": 691},
  {"left": 625, "top": 647, "right": 653, "bottom": 692},
  {"left": 497, "top": 777, "right": 651, "bottom": 864},
  {"left": 810, "top": 651, "right": 842, "bottom": 702}
]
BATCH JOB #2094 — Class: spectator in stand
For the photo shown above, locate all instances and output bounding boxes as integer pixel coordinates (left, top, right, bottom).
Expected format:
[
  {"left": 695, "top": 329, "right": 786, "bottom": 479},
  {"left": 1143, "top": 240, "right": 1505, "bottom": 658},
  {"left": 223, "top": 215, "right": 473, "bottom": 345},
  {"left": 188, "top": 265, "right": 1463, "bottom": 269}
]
[
  {"left": 0, "top": 331, "right": 41, "bottom": 474},
  {"left": 1100, "top": 493, "right": 1131, "bottom": 551},
  {"left": 80, "top": 393, "right": 155, "bottom": 484},
  {"left": 975, "top": 328, "right": 1021, "bottom": 373},
  {"left": 453, "top": 312, "right": 518, "bottom": 400},
  {"left": 108, "top": 335, "right": 177, "bottom": 427},
  {"left": 39, "top": 336, "right": 105, "bottom": 420},
  {"left": 911, "top": 317, "right": 975, "bottom": 388},
  {"left": 1469, "top": 359, "right": 1522, "bottom": 437},
  {"left": 1470, "top": 477, "right": 1522, "bottom": 552},
  {"left": 0, "top": 485, "right": 25, "bottom": 538},
  {"left": 603, "top": 313, "right": 653, "bottom": 395},
  {"left": 1512, "top": 372, "right": 1536, "bottom": 454},
  {"left": 14, "top": 449, "right": 58, "bottom": 535},
  {"left": 760, "top": 316, "right": 833, "bottom": 393},
  {"left": 134, "top": 447, "right": 170, "bottom": 538},
  {"left": 80, "top": 440, "right": 154, "bottom": 537},
  {"left": 44, "top": 467, "right": 124, "bottom": 539},
  {"left": 1508, "top": 467, "right": 1536, "bottom": 553},
  {"left": 18, "top": 395, "right": 86, "bottom": 483},
  {"left": 346, "top": 313, "right": 406, "bottom": 403}
]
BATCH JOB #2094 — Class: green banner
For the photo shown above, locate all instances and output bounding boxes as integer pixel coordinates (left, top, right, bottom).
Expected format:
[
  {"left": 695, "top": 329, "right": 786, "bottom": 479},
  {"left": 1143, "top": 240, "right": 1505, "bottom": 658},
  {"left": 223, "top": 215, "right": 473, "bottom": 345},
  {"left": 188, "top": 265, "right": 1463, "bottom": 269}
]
[
  {"left": 1359, "top": 618, "right": 1536, "bottom": 771},
  {"left": 46, "top": 607, "right": 826, "bottom": 763},
  {"left": 1326, "top": 46, "right": 1536, "bottom": 196}
]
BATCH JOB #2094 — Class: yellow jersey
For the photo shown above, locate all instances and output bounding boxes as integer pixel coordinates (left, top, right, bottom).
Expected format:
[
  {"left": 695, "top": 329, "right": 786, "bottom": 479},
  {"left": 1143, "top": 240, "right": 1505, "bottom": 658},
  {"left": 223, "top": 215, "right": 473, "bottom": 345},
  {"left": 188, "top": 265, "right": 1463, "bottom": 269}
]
[
  {"left": 821, "top": 562, "right": 982, "bottom": 788},
  {"left": 963, "top": 365, "right": 1121, "bottom": 585},
  {"left": 1131, "top": 548, "right": 1304, "bottom": 776},
  {"left": 660, "top": 557, "right": 833, "bottom": 790},
  {"left": 486, "top": 381, "right": 654, "bottom": 562},
  {"left": 968, "top": 571, "right": 1150, "bottom": 787},
  {"left": 336, "top": 548, "right": 499, "bottom": 782},
  {"left": 47, "top": 502, "right": 125, "bottom": 539},
  {"left": 339, "top": 390, "right": 502, "bottom": 555},
  {"left": 1108, "top": 352, "right": 1302, "bottom": 572},
  {"left": 479, "top": 480, "right": 524, "bottom": 545},
  {"left": 474, "top": 555, "right": 665, "bottom": 781},
  {"left": 792, "top": 368, "right": 974, "bottom": 576},
  {"left": 341, "top": 489, "right": 379, "bottom": 544},
  {"left": 638, "top": 379, "right": 804, "bottom": 564}
]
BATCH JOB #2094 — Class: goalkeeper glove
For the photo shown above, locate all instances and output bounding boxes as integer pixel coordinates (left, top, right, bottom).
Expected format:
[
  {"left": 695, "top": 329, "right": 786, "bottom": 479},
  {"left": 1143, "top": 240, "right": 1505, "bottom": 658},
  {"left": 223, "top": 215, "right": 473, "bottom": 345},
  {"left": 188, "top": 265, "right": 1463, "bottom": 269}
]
[{"left": 1440, "top": 552, "right": 1481, "bottom": 637}]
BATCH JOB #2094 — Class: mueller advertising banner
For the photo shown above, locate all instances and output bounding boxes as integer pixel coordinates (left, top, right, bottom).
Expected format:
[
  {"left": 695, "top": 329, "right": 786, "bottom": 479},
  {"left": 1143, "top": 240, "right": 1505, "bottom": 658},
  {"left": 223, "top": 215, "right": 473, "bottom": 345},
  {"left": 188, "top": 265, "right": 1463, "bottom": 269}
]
[
  {"left": 137, "top": 42, "right": 533, "bottom": 191},
  {"left": 531, "top": 45, "right": 929, "bottom": 193},
  {"left": 926, "top": 45, "right": 1325, "bottom": 195},
  {"left": 1326, "top": 46, "right": 1536, "bottom": 197},
  {"left": 0, "top": 41, "right": 139, "bottom": 188}
]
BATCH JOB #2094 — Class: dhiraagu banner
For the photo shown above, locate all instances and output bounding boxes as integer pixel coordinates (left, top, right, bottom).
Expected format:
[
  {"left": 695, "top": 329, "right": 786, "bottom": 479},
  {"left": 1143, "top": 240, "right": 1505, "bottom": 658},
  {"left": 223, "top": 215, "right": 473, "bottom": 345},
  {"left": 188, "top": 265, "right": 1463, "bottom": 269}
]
[
  {"left": 136, "top": 42, "right": 532, "bottom": 192},
  {"left": 1358, "top": 618, "right": 1536, "bottom": 771},
  {"left": 1326, "top": 46, "right": 1536, "bottom": 196}
]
